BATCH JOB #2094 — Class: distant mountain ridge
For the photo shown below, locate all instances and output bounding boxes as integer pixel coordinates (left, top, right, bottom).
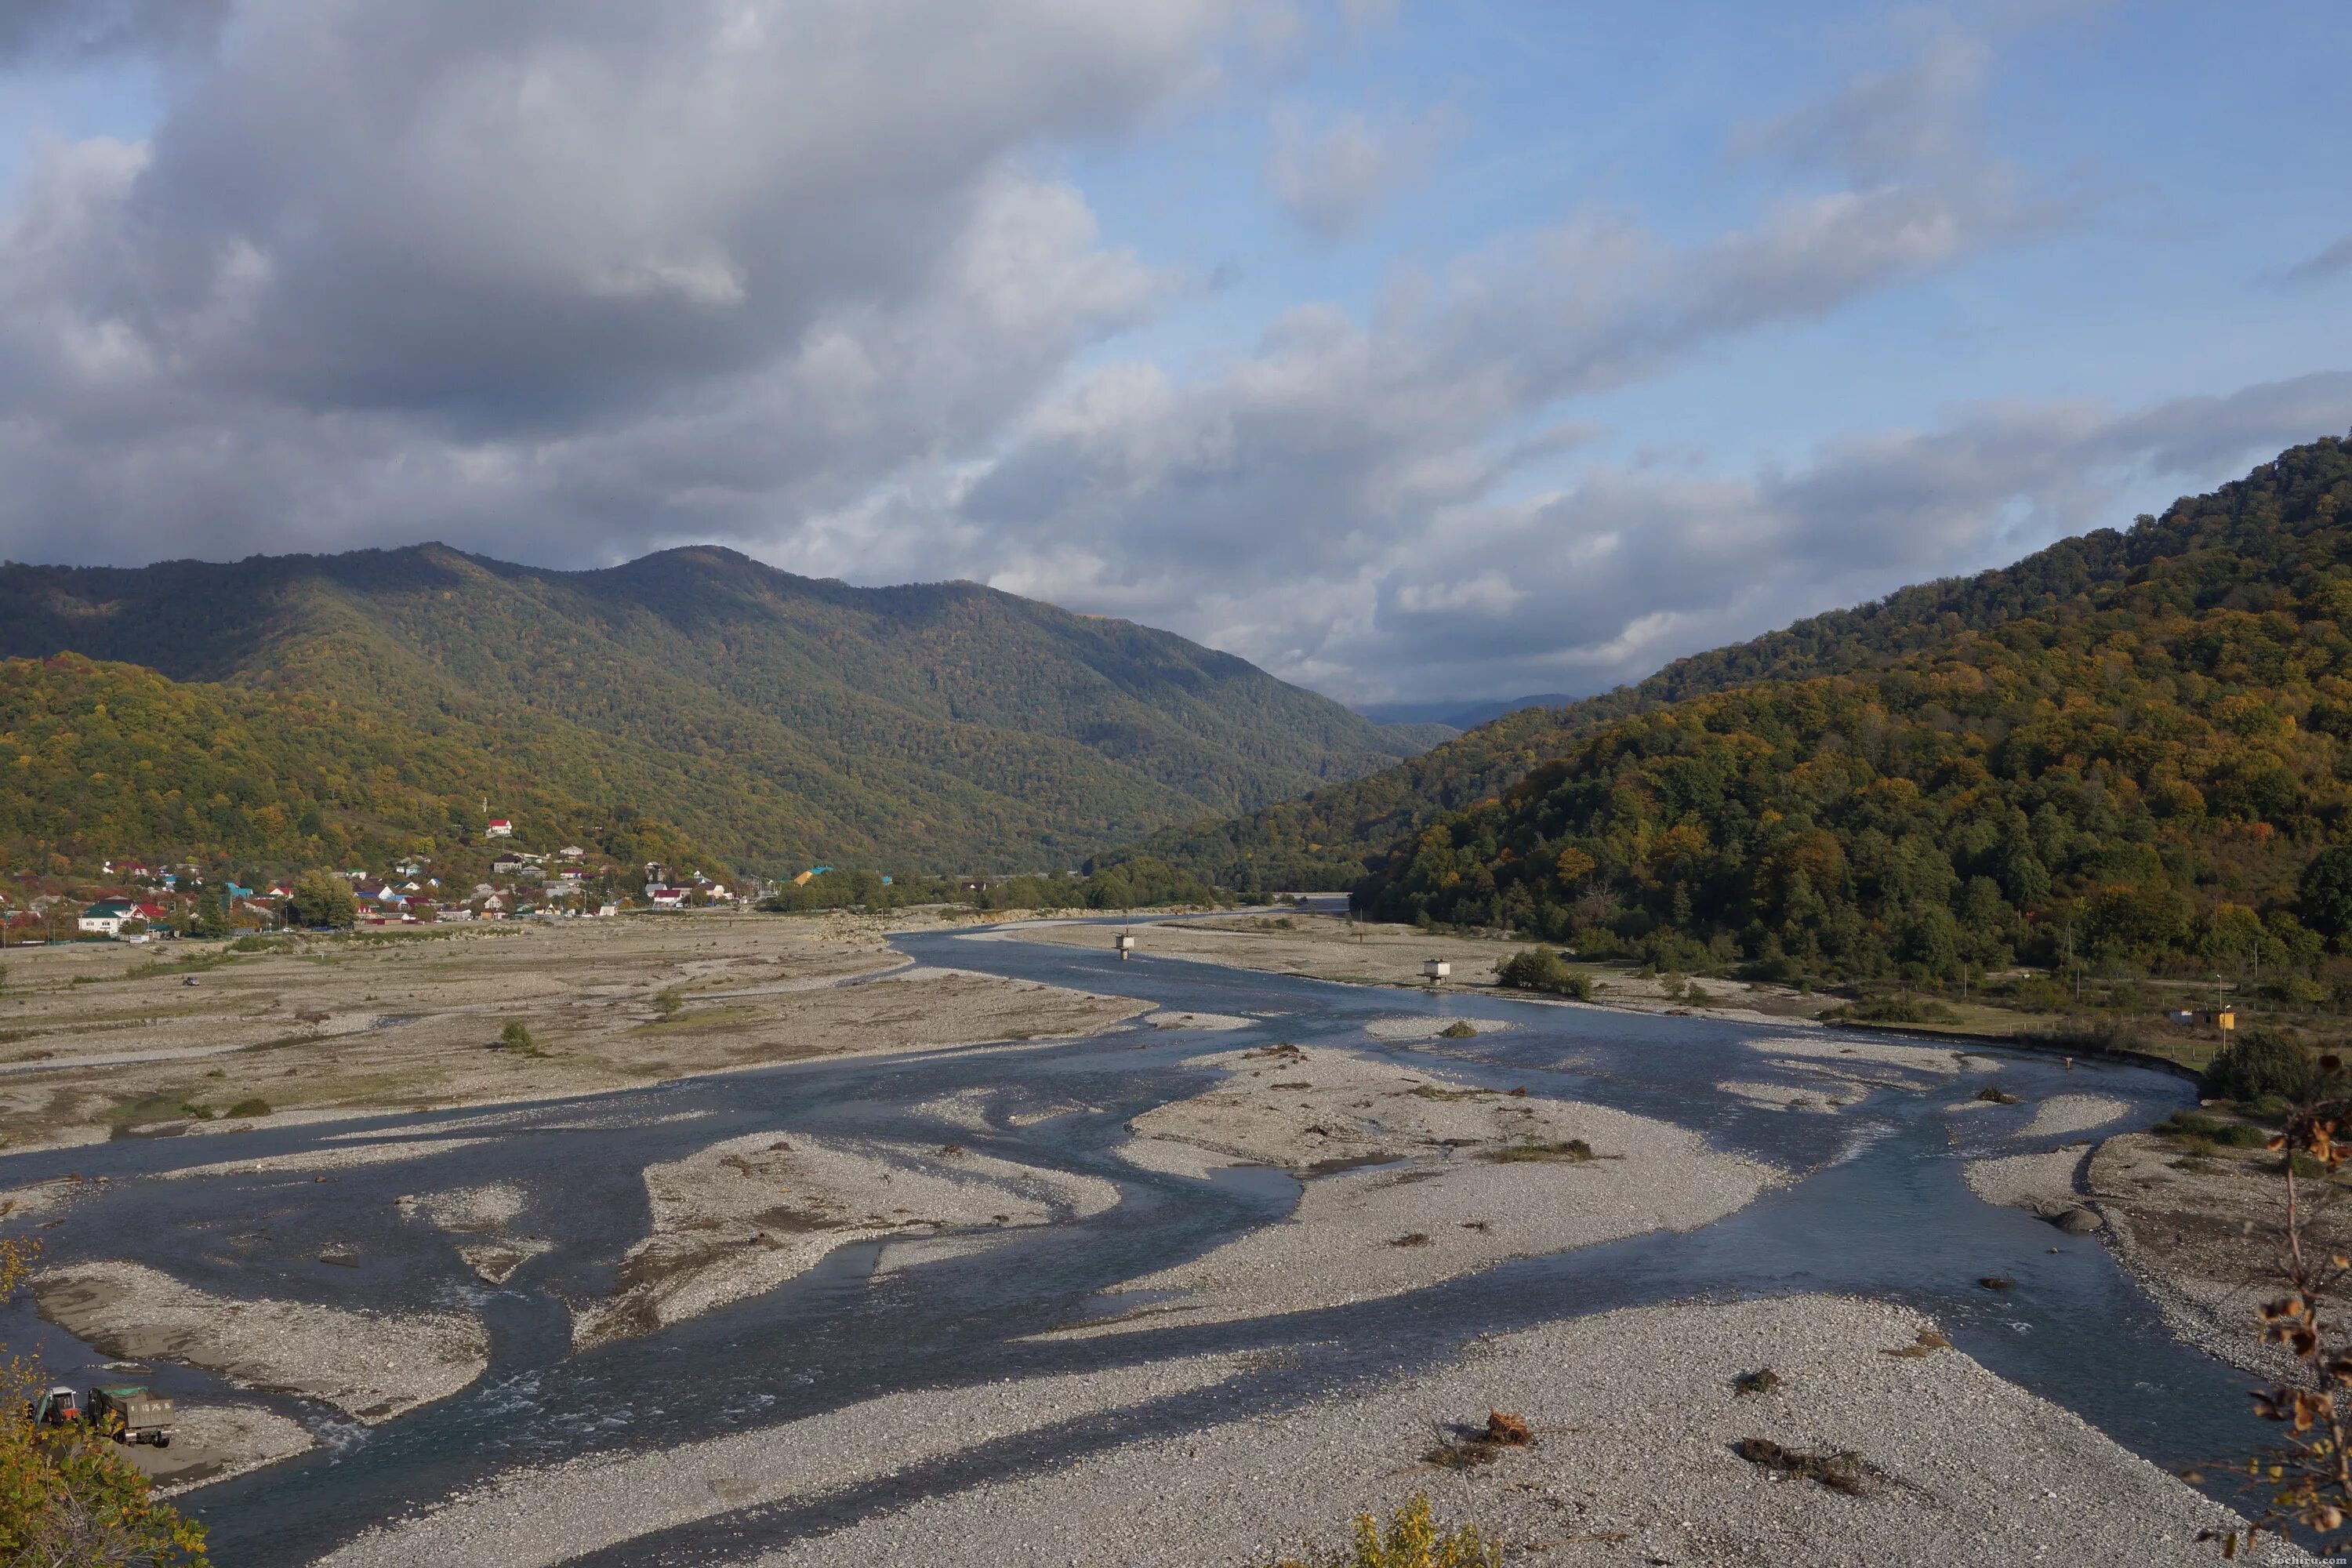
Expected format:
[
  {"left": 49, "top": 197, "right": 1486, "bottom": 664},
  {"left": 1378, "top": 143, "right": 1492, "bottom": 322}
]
[
  {"left": 1355, "top": 694, "right": 1576, "bottom": 732},
  {"left": 0, "top": 543, "right": 1426, "bottom": 873}
]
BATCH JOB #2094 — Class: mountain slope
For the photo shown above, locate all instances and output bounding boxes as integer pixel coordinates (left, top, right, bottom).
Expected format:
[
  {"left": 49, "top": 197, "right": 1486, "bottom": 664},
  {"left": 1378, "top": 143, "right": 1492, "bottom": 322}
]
[
  {"left": 1352, "top": 434, "right": 2352, "bottom": 982},
  {"left": 1127, "top": 438, "right": 2352, "bottom": 891},
  {"left": 0, "top": 545, "right": 1422, "bottom": 873}
]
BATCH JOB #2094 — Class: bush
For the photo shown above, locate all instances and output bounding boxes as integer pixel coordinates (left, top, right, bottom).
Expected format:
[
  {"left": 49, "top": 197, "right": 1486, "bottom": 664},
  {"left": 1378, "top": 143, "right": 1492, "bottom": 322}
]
[
  {"left": 499, "top": 1021, "right": 540, "bottom": 1054},
  {"left": 2201, "top": 1029, "right": 2322, "bottom": 1103},
  {"left": 1494, "top": 948, "right": 1592, "bottom": 1000},
  {"left": 1834, "top": 994, "right": 1959, "bottom": 1025},
  {"left": 1260, "top": 1495, "right": 1501, "bottom": 1568},
  {"left": 224, "top": 1098, "right": 271, "bottom": 1120}
]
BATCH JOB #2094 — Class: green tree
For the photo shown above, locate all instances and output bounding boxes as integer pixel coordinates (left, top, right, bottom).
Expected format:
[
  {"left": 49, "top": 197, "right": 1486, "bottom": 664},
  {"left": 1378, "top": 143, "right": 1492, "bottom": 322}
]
[
  {"left": 285, "top": 870, "right": 358, "bottom": 929},
  {"left": 2299, "top": 845, "right": 2352, "bottom": 943},
  {"left": 2201, "top": 1029, "right": 2323, "bottom": 1103},
  {"left": 1494, "top": 947, "right": 1592, "bottom": 1000}
]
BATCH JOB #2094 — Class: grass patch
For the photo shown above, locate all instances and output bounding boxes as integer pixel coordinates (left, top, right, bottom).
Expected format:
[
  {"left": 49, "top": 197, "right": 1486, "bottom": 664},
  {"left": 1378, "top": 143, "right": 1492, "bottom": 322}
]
[
  {"left": 124, "top": 950, "right": 244, "bottom": 982},
  {"left": 1409, "top": 1084, "right": 1490, "bottom": 1102},
  {"left": 224, "top": 1097, "right": 272, "bottom": 1119},
  {"left": 2154, "top": 1109, "right": 2270, "bottom": 1149}
]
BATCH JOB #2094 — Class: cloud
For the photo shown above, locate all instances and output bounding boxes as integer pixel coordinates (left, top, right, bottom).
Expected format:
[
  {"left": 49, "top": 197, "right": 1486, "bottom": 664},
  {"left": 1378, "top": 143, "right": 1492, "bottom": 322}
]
[
  {"left": 0, "top": 13, "right": 2317, "bottom": 716},
  {"left": 1732, "top": 32, "right": 1991, "bottom": 180},
  {"left": 0, "top": 0, "right": 228, "bottom": 63},
  {"left": 2277, "top": 234, "right": 2352, "bottom": 286},
  {"left": 1265, "top": 103, "right": 1451, "bottom": 236},
  {"left": 1341, "top": 375, "right": 2352, "bottom": 700},
  {"left": 0, "top": 0, "right": 1239, "bottom": 562}
]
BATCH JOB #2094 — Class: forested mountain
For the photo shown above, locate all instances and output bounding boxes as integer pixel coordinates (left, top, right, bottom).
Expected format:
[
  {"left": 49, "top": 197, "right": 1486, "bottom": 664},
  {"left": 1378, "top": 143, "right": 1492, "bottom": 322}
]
[
  {"left": 0, "top": 545, "right": 1422, "bottom": 874},
  {"left": 1128, "top": 439, "right": 2352, "bottom": 893},
  {"left": 1353, "top": 435, "right": 2352, "bottom": 985}
]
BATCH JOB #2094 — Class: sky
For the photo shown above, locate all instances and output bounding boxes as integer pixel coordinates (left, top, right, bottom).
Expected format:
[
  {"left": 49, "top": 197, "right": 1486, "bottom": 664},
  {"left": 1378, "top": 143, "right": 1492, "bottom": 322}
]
[{"left": 1, "top": 2, "right": 2349, "bottom": 707}]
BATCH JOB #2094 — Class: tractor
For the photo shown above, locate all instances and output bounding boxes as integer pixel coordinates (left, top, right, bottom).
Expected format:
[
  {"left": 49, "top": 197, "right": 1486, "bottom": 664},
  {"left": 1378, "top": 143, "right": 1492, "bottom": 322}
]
[{"left": 25, "top": 1386, "right": 78, "bottom": 1428}]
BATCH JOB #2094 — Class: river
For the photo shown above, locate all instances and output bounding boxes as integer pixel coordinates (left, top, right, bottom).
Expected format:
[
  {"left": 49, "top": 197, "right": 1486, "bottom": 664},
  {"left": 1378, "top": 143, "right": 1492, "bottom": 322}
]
[{"left": 0, "top": 918, "right": 2272, "bottom": 1564}]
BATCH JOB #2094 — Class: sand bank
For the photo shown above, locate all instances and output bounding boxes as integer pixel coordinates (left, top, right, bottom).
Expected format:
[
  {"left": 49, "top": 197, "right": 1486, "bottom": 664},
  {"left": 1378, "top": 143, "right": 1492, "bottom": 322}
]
[
  {"left": 1363, "top": 1015, "right": 1515, "bottom": 1041},
  {"left": 750, "top": 1294, "right": 2270, "bottom": 1567},
  {"left": 160, "top": 1136, "right": 492, "bottom": 1181},
  {"left": 1069, "top": 1045, "right": 1776, "bottom": 1334},
  {"left": 133, "top": 1401, "right": 315, "bottom": 1496},
  {"left": 314, "top": 1352, "right": 1252, "bottom": 1568},
  {"left": 2022, "top": 1094, "right": 2133, "bottom": 1139},
  {"left": 34, "top": 1260, "right": 487, "bottom": 1422},
  {"left": 1962, "top": 1145, "right": 2092, "bottom": 1213},
  {"left": 398, "top": 1182, "right": 552, "bottom": 1285},
  {"left": 574, "top": 1131, "right": 1120, "bottom": 1347}
]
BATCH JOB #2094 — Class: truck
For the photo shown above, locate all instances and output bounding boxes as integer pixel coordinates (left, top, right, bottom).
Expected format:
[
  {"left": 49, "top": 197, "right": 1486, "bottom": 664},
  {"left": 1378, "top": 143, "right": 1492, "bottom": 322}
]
[{"left": 86, "top": 1385, "right": 172, "bottom": 1447}]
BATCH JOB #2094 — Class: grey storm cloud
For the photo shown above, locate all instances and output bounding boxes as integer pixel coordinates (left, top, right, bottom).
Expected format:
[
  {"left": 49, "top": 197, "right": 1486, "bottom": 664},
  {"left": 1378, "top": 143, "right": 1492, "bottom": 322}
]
[
  {"left": 0, "top": 0, "right": 1237, "bottom": 562},
  {"left": 0, "top": 0, "right": 229, "bottom": 62}
]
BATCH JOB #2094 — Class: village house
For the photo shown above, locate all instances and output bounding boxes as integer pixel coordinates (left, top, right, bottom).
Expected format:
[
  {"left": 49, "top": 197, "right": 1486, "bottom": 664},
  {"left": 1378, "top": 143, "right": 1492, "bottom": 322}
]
[
  {"left": 485, "top": 818, "right": 514, "bottom": 839},
  {"left": 76, "top": 899, "right": 139, "bottom": 936}
]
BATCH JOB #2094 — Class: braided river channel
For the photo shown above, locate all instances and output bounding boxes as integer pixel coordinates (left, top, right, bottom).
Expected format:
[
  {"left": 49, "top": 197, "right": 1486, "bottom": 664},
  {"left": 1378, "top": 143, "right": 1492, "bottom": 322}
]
[{"left": 0, "top": 915, "right": 2276, "bottom": 1563}]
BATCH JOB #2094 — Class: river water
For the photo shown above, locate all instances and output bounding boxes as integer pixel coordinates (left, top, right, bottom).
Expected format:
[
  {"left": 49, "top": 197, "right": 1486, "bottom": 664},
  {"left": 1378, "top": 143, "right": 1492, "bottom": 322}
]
[{"left": 0, "top": 920, "right": 2274, "bottom": 1564}]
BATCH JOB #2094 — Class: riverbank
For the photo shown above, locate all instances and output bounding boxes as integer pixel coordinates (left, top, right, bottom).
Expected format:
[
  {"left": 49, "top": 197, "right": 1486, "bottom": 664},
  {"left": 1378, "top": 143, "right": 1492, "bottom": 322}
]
[
  {"left": 754, "top": 1293, "right": 2276, "bottom": 1566},
  {"left": 575, "top": 1130, "right": 1120, "bottom": 1347},
  {"left": 0, "top": 912, "right": 1150, "bottom": 1153}
]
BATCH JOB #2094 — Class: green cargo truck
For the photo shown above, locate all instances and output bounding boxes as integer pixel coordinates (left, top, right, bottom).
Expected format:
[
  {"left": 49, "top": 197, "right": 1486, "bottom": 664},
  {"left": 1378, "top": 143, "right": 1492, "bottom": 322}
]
[{"left": 87, "top": 1385, "right": 172, "bottom": 1446}]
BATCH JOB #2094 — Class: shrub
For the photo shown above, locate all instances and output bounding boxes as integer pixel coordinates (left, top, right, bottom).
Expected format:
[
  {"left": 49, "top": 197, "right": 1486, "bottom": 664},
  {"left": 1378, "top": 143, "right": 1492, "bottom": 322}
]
[
  {"left": 2201, "top": 1029, "right": 2322, "bottom": 1103},
  {"left": 1260, "top": 1495, "right": 1501, "bottom": 1568},
  {"left": 1436, "top": 1021, "right": 1476, "bottom": 1039},
  {"left": 1493, "top": 948, "right": 1592, "bottom": 1000},
  {"left": 1835, "top": 994, "right": 1958, "bottom": 1025},
  {"left": 225, "top": 1098, "right": 272, "bottom": 1120},
  {"left": 652, "top": 987, "right": 685, "bottom": 1019},
  {"left": 499, "top": 1021, "right": 540, "bottom": 1054}
]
